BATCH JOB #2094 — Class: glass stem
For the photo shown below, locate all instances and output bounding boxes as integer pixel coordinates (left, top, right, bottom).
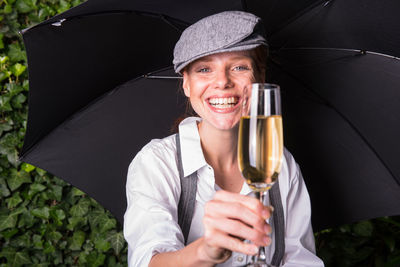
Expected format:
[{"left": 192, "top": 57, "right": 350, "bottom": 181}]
[{"left": 252, "top": 190, "right": 268, "bottom": 263}]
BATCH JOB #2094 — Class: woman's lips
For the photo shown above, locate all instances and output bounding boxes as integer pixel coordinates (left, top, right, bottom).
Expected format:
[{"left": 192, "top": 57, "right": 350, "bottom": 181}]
[{"left": 206, "top": 96, "right": 240, "bottom": 113}]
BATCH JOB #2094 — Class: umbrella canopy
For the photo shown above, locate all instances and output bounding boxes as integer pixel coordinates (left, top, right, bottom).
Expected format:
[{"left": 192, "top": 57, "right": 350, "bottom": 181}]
[{"left": 20, "top": 0, "right": 400, "bottom": 231}]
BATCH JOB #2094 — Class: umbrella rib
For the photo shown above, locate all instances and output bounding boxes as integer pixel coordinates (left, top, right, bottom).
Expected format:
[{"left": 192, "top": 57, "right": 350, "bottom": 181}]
[
  {"left": 270, "top": 57, "right": 400, "bottom": 187},
  {"left": 159, "top": 14, "right": 189, "bottom": 32},
  {"left": 22, "top": 10, "right": 189, "bottom": 33},
  {"left": 144, "top": 75, "right": 182, "bottom": 80},
  {"left": 269, "top": 0, "right": 331, "bottom": 39},
  {"left": 278, "top": 47, "right": 400, "bottom": 61}
]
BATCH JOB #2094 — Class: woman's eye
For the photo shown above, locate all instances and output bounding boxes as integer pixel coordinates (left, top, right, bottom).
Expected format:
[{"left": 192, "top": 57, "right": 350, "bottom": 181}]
[
  {"left": 233, "top": 65, "right": 250, "bottom": 71},
  {"left": 197, "top": 68, "right": 210, "bottom": 73}
]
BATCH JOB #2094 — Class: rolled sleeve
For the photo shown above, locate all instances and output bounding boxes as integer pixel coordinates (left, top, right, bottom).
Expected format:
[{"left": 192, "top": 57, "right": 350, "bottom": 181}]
[{"left": 124, "top": 139, "right": 185, "bottom": 267}]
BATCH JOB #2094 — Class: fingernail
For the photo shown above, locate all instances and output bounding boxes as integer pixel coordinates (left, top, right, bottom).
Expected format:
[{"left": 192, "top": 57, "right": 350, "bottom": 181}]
[
  {"left": 269, "top": 206, "right": 274, "bottom": 213},
  {"left": 251, "top": 246, "right": 259, "bottom": 255},
  {"left": 263, "top": 236, "right": 271, "bottom": 246},
  {"left": 262, "top": 209, "right": 270, "bottom": 219}
]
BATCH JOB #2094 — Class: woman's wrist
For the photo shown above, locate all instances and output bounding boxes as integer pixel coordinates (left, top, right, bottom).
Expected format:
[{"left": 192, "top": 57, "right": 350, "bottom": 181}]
[{"left": 196, "top": 237, "right": 231, "bottom": 265}]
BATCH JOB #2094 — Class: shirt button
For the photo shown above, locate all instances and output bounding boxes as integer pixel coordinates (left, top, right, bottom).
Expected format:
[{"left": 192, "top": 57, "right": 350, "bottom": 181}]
[{"left": 237, "top": 256, "right": 244, "bottom": 262}]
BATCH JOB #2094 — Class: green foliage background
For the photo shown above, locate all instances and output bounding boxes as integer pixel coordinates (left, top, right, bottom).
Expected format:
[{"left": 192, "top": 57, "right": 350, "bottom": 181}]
[
  {"left": 0, "top": 0, "right": 127, "bottom": 266},
  {"left": 0, "top": 0, "right": 399, "bottom": 266}
]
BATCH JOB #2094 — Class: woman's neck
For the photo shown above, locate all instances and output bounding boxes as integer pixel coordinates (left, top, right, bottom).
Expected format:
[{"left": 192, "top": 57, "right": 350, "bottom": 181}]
[
  {"left": 198, "top": 121, "right": 238, "bottom": 169},
  {"left": 198, "top": 121, "right": 244, "bottom": 192}
]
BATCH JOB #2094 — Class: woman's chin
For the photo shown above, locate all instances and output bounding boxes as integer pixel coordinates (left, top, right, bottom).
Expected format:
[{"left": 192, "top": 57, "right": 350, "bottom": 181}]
[{"left": 208, "top": 118, "right": 240, "bottom": 131}]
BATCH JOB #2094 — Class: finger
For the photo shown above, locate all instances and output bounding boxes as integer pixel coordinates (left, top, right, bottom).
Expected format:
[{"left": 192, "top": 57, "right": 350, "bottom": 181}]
[
  {"left": 204, "top": 200, "right": 269, "bottom": 234},
  {"left": 214, "top": 190, "right": 272, "bottom": 219},
  {"left": 204, "top": 228, "right": 260, "bottom": 256},
  {"left": 204, "top": 215, "right": 271, "bottom": 247}
]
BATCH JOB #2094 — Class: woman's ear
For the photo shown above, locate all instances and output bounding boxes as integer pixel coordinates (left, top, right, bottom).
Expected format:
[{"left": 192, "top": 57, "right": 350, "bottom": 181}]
[{"left": 182, "top": 71, "right": 190, "bottom": 97}]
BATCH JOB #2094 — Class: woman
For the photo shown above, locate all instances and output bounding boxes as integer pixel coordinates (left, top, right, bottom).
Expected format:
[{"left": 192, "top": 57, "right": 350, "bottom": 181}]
[{"left": 124, "top": 11, "right": 324, "bottom": 267}]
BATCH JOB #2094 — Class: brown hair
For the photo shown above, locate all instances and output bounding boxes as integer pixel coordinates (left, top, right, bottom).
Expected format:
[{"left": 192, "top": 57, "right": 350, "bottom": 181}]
[
  {"left": 171, "top": 46, "right": 269, "bottom": 133},
  {"left": 249, "top": 45, "right": 268, "bottom": 83}
]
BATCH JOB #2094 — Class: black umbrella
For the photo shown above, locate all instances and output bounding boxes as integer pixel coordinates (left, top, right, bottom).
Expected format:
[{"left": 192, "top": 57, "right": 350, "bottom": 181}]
[{"left": 20, "top": 0, "right": 400, "bottom": 231}]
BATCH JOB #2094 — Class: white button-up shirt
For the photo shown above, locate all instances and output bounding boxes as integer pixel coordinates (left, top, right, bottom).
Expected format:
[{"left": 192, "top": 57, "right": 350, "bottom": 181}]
[{"left": 124, "top": 117, "right": 324, "bottom": 267}]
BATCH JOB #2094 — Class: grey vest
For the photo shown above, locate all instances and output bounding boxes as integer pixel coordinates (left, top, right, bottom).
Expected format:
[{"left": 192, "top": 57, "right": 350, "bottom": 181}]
[{"left": 176, "top": 134, "right": 285, "bottom": 266}]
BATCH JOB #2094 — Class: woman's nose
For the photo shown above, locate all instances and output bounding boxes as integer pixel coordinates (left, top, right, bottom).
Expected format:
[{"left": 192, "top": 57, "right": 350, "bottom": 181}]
[{"left": 213, "top": 69, "right": 233, "bottom": 89}]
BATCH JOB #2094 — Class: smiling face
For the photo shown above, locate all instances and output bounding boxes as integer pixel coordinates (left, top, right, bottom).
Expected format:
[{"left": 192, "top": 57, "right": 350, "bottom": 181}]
[{"left": 182, "top": 50, "right": 259, "bottom": 131}]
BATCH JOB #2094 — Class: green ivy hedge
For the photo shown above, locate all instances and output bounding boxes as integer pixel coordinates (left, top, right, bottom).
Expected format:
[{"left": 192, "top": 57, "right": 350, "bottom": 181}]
[
  {"left": 0, "top": 0, "right": 399, "bottom": 266},
  {"left": 0, "top": 0, "right": 127, "bottom": 266}
]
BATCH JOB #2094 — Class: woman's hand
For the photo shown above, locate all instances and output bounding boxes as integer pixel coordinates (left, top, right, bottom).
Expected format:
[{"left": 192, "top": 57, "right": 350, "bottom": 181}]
[{"left": 198, "top": 190, "right": 272, "bottom": 263}]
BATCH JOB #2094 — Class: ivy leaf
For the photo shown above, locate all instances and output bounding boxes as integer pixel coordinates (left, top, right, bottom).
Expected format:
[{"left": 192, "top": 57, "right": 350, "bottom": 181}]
[
  {"left": 43, "top": 241, "right": 55, "bottom": 254},
  {"left": 68, "top": 230, "right": 85, "bottom": 251},
  {"left": 99, "top": 217, "right": 116, "bottom": 233},
  {"left": 93, "top": 234, "right": 111, "bottom": 252},
  {"left": 0, "top": 248, "right": 31, "bottom": 266},
  {"left": 38, "top": 6, "right": 52, "bottom": 21},
  {"left": 35, "top": 167, "right": 47, "bottom": 176},
  {"left": 7, "top": 169, "right": 31, "bottom": 191},
  {"left": 46, "top": 230, "right": 63, "bottom": 244},
  {"left": 6, "top": 83, "right": 24, "bottom": 98},
  {"left": 9, "top": 231, "right": 30, "bottom": 248},
  {"left": 0, "top": 212, "right": 18, "bottom": 231},
  {"left": 10, "top": 251, "right": 32, "bottom": 266},
  {"left": 27, "top": 12, "right": 41, "bottom": 24},
  {"left": 2, "top": 228, "right": 19, "bottom": 239},
  {"left": 353, "top": 221, "right": 374, "bottom": 237},
  {"left": 71, "top": 187, "right": 85, "bottom": 197},
  {"left": 51, "top": 208, "right": 66, "bottom": 221},
  {"left": 20, "top": 163, "right": 35, "bottom": 173},
  {"left": 28, "top": 183, "right": 46, "bottom": 199},
  {"left": 57, "top": 0, "right": 71, "bottom": 14},
  {"left": 22, "top": 79, "right": 29, "bottom": 91},
  {"left": 11, "top": 93, "right": 27, "bottom": 109},
  {"left": 0, "top": 121, "right": 13, "bottom": 136},
  {"left": 6, "top": 191, "right": 23, "bottom": 208},
  {"left": 0, "top": 71, "right": 11, "bottom": 82},
  {"left": 85, "top": 251, "right": 106, "bottom": 267},
  {"left": 49, "top": 208, "right": 65, "bottom": 226},
  {"left": 107, "top": 231, "right": 125, "bottom": 255},
  {"left": 69, "top": 198, "right": 90, "bottom": 217},
  {"left": 10, "top": 63, "right": 26, "bottom": 77},
  {"left": 15, "top": 0, "right": 36, "bottom": 13},
  {"left": 0, "top": 133, "right": 21, "bottom": 167},
  {"left": 88, "top": 210, "right": 106, "bottom": 229},
  {"left": 31, "top": 206, "right": 50, "bottom": 219},
  {"left": 3, "top": 4, "right": 13, "bottom": 14},
  {"left": 17, "top": 208, "right": 35, "bottom": 228},
  {"left": 0, "top": 55, "right": 9, "bottom": 64},
  {"left": 7, "top": 43, "right": 26, "bottom": 63},
  {"left": 0, "top": 247, "right": 16, "bottom": 262},
  {"left": 32, "top": 234, "right": 43, "bottom": 249},
  {"left": 0, "top": 95, "right": 13, "bottom": 111},
  {"left": 67, "top": 216, "right": 87, "bottom": 231},
  {"left": 0, "top": 207, "right": 26, "bottom": 231},
  {"left": 47, "top": 184, "right": 62, "bottom": 201},
  {"left": 0, "top": 177, "right": 11, "bottom": 197}
]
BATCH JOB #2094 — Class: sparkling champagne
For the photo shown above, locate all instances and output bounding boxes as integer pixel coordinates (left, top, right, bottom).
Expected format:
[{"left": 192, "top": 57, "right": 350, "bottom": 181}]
[{"left": 238, "top": 115, "right": 283, "bottom": 192}]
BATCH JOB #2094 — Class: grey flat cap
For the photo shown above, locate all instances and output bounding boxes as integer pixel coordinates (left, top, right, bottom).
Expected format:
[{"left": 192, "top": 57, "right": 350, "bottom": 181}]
[{"left": 173, "top": 11, "right": 267, "bottom": 74}]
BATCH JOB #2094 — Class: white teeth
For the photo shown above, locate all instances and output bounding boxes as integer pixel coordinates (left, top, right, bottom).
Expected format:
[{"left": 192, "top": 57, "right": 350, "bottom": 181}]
[{"left": 208, "top": 97, "right": 238, "bottom": 108}]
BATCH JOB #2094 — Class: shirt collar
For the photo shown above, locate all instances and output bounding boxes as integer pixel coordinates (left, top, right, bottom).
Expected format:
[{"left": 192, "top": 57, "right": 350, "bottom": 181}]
[{"left": 178, "top": 117, "right": 208, "bottom": 177}]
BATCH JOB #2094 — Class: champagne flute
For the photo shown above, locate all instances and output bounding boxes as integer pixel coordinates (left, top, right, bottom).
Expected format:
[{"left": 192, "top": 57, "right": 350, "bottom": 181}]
[{"left": 238, "top": 83, "right": 283, "bottom": 267}]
